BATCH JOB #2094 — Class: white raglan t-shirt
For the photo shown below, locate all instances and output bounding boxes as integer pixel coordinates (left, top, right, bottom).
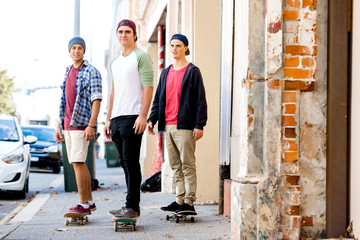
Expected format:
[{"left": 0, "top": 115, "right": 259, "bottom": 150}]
[{"left": 110, "top": 47, "right": 154, "bottom": 119}]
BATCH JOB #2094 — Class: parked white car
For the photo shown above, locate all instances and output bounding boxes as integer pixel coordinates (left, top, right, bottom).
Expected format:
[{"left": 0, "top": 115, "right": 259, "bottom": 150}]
[{"left": 0, "top": 115, "right": 37, "bottom": 198}]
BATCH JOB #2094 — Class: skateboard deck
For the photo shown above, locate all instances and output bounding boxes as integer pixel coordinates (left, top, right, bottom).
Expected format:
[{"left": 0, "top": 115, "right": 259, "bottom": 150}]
[
  {"left": 63, "top": 212, "right": 89, "bottom": 226},
  {"left": 164, "top": 210, "right": 196, "bottom": 223},
  {"left": 112, "top": 217, "right": 137, "bottom": 231}
]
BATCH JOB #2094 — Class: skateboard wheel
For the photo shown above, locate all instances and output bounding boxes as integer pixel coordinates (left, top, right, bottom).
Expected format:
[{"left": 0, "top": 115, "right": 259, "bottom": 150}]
[
  {"left": 65, "top": 220, "right": 69, "bottom": 226},
  {"left": 114, "top": 222, "right": 118, "bottom": 232},
  {"left": 166, "top": 215, "right": 170, "bottom": 221},
  {"left": 190, "top": 217, "right": 194, "bottom": 222},
  {"left": 175, "top": 217, "right": 179, "bottom": 223},
  {"left": 85, "top": 216, "right": 89, "bottom": 222}
]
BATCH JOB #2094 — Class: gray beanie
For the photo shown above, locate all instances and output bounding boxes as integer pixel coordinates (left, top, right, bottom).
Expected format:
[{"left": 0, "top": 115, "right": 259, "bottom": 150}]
[{"left": 68, "top": 37, "right": 86, "bottom": 53}]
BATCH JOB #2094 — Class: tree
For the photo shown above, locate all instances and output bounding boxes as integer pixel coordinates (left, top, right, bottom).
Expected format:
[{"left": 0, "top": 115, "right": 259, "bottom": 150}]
[{"left": 0, "top": 69, "right": 16, "bottom": 115}]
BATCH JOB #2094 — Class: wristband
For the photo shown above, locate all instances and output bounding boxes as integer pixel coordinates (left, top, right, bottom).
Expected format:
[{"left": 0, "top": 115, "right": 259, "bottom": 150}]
[{"left": 88, "top": 125, "right": 95, "bottom": 129}]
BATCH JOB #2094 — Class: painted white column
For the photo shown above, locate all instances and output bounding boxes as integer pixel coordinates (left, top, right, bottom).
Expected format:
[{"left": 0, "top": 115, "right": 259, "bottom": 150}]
[
  {"left": 219, "top": 0, "right": 233, "bottom": 166},
  {"left": 181, "top": 0, "right": 194, "bottom": 62},
  {"left": 351, "top": 0, "right": 360, "bottom": 237},
  {"left": 165, "top": 0, "right": 179, "bottom": 67}
]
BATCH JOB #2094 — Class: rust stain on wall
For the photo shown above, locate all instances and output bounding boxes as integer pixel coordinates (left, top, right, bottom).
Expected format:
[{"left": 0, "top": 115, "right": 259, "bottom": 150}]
[{"left": 268, "top": 17, "right": 282, "bottom": 33}]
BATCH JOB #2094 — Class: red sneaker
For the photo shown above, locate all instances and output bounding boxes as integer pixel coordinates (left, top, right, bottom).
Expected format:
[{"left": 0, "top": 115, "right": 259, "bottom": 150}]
[{"left": 68, "top": 204, "right": 91, "bottom": 215}]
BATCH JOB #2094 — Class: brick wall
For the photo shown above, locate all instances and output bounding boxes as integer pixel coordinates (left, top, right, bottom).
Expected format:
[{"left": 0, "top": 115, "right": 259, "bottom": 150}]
[{"left": 281, "top": 0, "right": 317, "bottom": 239}]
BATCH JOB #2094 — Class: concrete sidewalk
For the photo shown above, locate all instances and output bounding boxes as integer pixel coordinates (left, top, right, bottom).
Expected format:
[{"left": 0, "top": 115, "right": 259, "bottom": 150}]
[{"left": 0, "top": 159, "right": 231, "bottom": 240}]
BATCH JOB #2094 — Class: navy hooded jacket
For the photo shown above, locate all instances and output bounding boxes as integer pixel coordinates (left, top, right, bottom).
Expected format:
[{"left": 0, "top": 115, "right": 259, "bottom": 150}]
[{"left": 148, "top": 63, "right": 207, "bottom": 131}]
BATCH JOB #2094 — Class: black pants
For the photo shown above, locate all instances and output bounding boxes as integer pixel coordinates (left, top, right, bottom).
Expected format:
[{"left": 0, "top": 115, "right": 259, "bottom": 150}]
[{"left": 111, "top": 115, "right": 143, "bottom": 211}]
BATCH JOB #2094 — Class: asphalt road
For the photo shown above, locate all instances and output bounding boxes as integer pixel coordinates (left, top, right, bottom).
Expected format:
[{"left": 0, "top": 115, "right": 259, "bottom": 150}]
[{"left": 0, "top": 168, "right": 63, "bottom": 222}]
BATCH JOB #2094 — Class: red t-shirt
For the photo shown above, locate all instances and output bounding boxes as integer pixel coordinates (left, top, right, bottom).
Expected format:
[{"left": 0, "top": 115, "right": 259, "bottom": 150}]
[
  {"left": 64, "top": 66, "right": 86, "bottom": 130},
  {"left": 165, "top": 64, "right": 189, "bottom": 125}
]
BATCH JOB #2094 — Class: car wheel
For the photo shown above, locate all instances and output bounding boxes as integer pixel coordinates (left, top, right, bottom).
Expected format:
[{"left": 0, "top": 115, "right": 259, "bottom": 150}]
[
  {"left": 16, "top": 178, "right": 28, "bottom": 199},
  {"left": 25, "top": 177, "right": 29, "bottom": 193},
  {"left": 53, "top": 165, "right": 61, "bottom": 174}
]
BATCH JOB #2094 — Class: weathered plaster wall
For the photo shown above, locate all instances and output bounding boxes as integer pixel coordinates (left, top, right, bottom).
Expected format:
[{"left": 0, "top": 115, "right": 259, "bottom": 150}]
[
  {"left": 281, "top": 0, "right": 327, "bottom": 238},
  {"left": 231, "top": 0, "right": 249, "bottom": 179},
  {"left": 231, "top": 0, "right": 283, "bottom": 239},
  {"left": 299, "top": 0, "right": 327, "bottom": 237},
  {"left": 231, "top": 0, "right": 326, "bottom": 239}
]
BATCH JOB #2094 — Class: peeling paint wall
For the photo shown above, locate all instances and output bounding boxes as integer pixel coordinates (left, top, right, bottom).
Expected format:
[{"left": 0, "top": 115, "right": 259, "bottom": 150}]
[
  {"left": 231, "top": 0, "right": 283, "bottom": 239},
  {"left": 230, "top": 0, "right": 327, "bottom": 238},
  {"left": 299, "top": 0, "right": 327, "bottom": 237}
]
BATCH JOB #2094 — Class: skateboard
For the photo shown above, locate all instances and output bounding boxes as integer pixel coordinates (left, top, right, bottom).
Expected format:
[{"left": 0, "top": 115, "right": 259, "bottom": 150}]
[
  {"left": 63, "top": 212, "right": 89, "bottom": 226},
  {"left": 112, "top": 217, "right": 137, "bottom": 231},
  {"left": 164, "top": 211, "right": 196, "bottom": 223}
]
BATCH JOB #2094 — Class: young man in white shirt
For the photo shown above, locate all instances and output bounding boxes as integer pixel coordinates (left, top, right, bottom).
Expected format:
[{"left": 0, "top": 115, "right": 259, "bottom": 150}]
[{"left": 104, "top": 19, "right": 154, "bottom": 219}]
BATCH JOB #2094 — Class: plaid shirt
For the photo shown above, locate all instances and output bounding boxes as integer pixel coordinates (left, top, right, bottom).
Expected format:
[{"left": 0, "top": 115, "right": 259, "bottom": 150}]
[{"left": 59, "top": 60, "right": 102, "bottom": 130}]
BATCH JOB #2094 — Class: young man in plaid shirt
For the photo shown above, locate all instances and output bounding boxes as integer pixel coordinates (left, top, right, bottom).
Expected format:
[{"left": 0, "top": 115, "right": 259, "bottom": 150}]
[{"left": 55, "top": 37, "right": 102, "bottom": 215}]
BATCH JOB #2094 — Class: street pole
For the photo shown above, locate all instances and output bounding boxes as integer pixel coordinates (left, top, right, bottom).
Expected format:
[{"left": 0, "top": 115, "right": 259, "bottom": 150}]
[{"left": 74, "top": 0, "right": 80, "bottom": 36}]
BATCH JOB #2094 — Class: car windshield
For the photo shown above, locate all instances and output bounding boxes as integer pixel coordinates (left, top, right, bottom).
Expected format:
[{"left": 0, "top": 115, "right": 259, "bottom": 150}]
[
  {"left": 22, "top": 127, "right": 56, "bottom": 143},
  {"left": 0, "top": 119, "right": 19, "bottom": 141}
]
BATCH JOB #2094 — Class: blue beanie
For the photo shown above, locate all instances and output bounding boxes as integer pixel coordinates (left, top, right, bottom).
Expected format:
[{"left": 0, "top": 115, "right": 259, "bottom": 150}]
[
  {"left": 68, "top": 37, "right": 86, "bottom": 53},
  {"left": 170, "top": 34, "right": 188, "bottom": 46}
]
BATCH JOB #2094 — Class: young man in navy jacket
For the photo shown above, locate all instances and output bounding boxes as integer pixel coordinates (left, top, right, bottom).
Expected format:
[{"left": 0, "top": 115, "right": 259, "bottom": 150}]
[{"left": 147, "top": 34, "right": 207, "bottom": 214}]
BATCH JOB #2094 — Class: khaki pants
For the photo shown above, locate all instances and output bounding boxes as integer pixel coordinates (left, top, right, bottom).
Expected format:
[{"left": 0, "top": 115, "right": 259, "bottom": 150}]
[{"left": 164, "top": 125, "right": 196, "bottom": 204}]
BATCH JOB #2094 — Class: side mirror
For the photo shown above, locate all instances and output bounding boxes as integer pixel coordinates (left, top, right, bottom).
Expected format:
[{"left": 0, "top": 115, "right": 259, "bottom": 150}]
[{"left": 24, "top": 135, "right": 37, "bottom": 144}]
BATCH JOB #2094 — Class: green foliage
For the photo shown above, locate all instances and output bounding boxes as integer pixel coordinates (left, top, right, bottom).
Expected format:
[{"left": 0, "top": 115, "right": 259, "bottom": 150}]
[{"left": 0, "top": 69, "right": 16, "bottom": 115}]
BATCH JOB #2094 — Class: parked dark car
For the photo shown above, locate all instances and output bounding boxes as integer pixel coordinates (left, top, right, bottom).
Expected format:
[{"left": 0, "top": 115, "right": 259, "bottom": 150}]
[{"left": 21, "top": 125, "right": 61, "bottom": 173}]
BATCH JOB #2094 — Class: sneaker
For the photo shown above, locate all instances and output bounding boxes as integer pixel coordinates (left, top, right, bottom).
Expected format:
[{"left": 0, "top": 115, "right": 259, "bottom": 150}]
[
  {"left": 68, "top": 204, "right": 91, "bottom": 215},
  {"left": 69, "top": 204, "right": 83, "bottom": 211},
  {"left": 175, "top": 203, "right": 197, "bottom": 215},
  {"left": 108, "top": 206, "right": 126, "bottom": 216},
  {"left": 160, "top": 201, "right": 182, "bottom": 212},
  {"left": 114, "top": 207, "right": 139, "bottom": 219},
  {"left": 89, "top": 203, "right": 97, "bottom": 212},
  {"left": 70, "top": 203, "right": 96, "bottom": 212}
]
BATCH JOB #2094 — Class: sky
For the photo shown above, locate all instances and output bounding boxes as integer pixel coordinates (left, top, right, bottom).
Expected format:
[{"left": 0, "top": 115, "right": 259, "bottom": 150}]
[{"left": 0, "top": 0, "right": 113, "bottom": 127}]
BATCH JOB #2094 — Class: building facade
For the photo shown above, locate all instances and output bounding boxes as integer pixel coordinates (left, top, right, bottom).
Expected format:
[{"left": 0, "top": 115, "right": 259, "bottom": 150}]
[
  {"left": 106, "top": 0, "right": 360, "bottom": 239},
  {"left": 106, "top": 0, "right": 221, "bottom": 202},
  {"left": 226, "top": 0, "right": 326, "bottom": 238}
]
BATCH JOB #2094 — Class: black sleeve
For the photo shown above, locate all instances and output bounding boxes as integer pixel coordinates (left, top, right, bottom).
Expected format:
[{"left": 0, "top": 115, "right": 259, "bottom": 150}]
[
  {"left": 147, "top": 71, "right": 164, "bottom": 125},
  {"left": 193, "top": 68, "right": 208, "bottom": 129}
]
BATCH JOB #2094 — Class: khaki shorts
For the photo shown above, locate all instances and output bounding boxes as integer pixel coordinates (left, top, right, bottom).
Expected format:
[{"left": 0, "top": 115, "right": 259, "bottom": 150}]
[{"left": 64, "top": 130, "right": 89, "bottom": 163}]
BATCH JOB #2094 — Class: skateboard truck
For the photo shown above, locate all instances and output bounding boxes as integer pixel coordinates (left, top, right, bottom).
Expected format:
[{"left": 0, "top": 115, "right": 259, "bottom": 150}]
[
  {"left": 165, "top": 211, "right": 195, "bottom": 223},
  {"left": 112, "top": 218, "right": 137, "bottom": 231},
  {"left": 64, "top": 212, "right": 89, "bottom": 226}
]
